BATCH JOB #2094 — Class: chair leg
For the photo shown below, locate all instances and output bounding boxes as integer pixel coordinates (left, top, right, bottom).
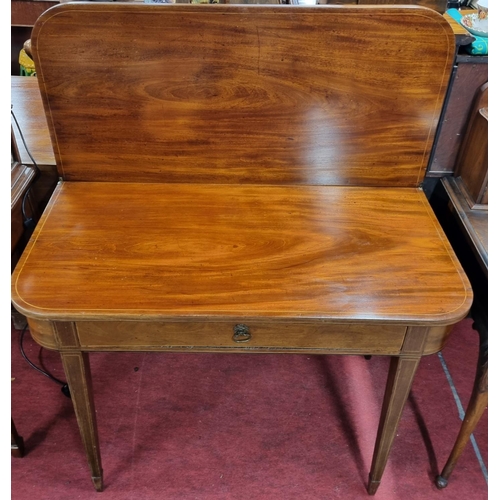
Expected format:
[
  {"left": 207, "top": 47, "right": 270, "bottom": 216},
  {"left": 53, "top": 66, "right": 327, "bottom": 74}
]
[{"left": 436, "top": 361, "right": 487, "bottom": 488}]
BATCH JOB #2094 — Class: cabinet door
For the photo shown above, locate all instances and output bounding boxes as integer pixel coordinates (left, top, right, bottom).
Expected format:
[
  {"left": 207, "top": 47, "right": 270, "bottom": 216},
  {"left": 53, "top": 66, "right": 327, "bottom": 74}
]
[{"left": 428, "top": 62, "right": 488, "bottom": 177}]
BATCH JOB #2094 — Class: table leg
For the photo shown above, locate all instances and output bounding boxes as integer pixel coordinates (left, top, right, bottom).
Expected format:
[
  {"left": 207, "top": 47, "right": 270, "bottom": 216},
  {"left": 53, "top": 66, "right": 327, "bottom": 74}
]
[
  {"left": 436, "top": 348, "right": 488, "bottom": 488},
  {"left": 11, "top": 417, "right": 25, "bottom": 458},
  {"left": 61, "top": 351, "right": 103, "bottom": 492},
  {"left": 368, "top": 356, "right": 421, "bottom": 495}
]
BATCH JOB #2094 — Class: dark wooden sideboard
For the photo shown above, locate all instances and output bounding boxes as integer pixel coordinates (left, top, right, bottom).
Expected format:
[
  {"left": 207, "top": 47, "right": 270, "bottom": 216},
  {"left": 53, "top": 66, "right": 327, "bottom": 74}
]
[{"left": 427, "top": 60, "right": 488, "bottom": 178}]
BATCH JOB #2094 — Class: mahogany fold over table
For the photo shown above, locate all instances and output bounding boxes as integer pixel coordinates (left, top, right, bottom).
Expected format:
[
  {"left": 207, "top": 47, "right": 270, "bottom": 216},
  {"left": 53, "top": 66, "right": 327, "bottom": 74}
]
[{"left": 11, "top": 3, "right": 472, "bottom": 494}]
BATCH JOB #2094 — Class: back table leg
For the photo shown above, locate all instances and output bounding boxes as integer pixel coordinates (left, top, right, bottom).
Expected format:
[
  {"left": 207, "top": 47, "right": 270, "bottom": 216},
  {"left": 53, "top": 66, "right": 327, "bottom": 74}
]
[
  {"left": 61, "top": 351, "right": 103, "bottom": 492},
  {"left": 368, "top": 355, "right": 421, "bottom": 495}
]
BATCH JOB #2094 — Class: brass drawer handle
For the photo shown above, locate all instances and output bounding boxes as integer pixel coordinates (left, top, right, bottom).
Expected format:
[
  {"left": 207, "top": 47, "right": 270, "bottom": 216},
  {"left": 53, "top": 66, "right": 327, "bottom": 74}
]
[{"left": 233, "top": 324, "right": 251, "bottom": 343}]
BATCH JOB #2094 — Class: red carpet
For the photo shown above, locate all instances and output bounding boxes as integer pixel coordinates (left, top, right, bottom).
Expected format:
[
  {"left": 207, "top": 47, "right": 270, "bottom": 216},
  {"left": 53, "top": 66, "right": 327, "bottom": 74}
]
[{"left": 11, "top": 318, "right": 487, "bottom": 499}]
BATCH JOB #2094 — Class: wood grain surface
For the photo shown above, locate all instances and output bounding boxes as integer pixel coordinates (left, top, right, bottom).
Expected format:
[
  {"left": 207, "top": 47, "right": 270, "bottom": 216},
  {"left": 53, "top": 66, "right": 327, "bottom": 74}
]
[
  {"left": 14, "top": 5, "right": 471, "bottom": 493},
  {"left": 71, "top": 320, "right": 407, "bottom": 353},
  {"left": 11, "top": 76, "right": 55, "bottom": 166},
  {"left": 32, "top": 4, "right": 454, "bottom": 186},
  {"left": 12, "top": 182, "right": 471, "bottom": 324}
]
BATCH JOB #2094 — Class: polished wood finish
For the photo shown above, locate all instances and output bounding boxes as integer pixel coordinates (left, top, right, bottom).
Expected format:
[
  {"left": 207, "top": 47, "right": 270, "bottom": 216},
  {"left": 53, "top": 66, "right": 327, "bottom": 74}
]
[
  {"left": 369, "top": 354, "right": 422, "bottom": 493},
  {"left": 75, "top": 320, "right": 408, "bottom": 354},
  {"left": 11, "top": 76, "right": 55, "bottom": 167},
  {"left": 32, "top": 5, "right": 453, "bottom": 187},
  {"left": 60, "top": 350, "right": 103, "bottom": 492},
  {"left": 9, "top": 12, "right": 469, "bottom": 174},
  {"left": 13, "top": 183, "right": 469, "bottom": 325},
  {"left": 11, "top": 76, "right": 58, "bottom": 328},
  {"left": 11, "top": 76, "right": 58, "bottom": 232},
  {"left": 12, "top": 4, "right": 471, "bottom": 494}
]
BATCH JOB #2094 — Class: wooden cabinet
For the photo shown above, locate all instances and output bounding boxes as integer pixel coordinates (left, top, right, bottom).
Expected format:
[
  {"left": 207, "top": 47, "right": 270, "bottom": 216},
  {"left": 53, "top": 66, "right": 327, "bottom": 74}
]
[
  {"left": 11, "top": 161, "right": 37, "bottom": 259},
  {"left": 11, "top": 77, "right": 59, "bottom": 327},
  {"left": 454, "top": 83, "right": 488, "bottom": 209},
  {"left": 427, "top": 60, "right": 488, "bottom": 178},
  {"left": 423, "top": 10, "right": 488, "bottom": 203},
  {"left": 11, "top": 0, "right": 59, "bottom": 26}
]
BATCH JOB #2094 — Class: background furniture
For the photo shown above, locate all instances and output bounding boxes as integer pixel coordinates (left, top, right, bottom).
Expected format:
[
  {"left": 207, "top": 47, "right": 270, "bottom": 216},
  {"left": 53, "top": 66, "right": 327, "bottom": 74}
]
[
  {"left": 11, "top": 132, "right": 36, "bottom": 460},
  {"left": 434, "top": 176, "right": 487, "bottom": 488},
  {"left": 11, "top": 76, "right": 57, "bottom": 213},
  {"left": 11, "top": 75, "right": 58, "bottom": 329},
  {"left": 431, "top": 83, "right": 487, "bottom": 489},
  {"left": 11, "top": 133, "right": 38, "bottom": 265},
  {"left": 11, "top": 1, "right": 59, "bottom": 75},
  {"left": 453, "top": 83, "right": 488, "bottom": 210},
  {"left": 425, "top": 9, "right": 487, "bottom": 193}
]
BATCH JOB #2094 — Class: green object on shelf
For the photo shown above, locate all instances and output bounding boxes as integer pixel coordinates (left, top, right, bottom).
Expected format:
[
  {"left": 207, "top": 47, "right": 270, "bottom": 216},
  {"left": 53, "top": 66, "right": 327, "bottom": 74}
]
[{"left": 19, "top": 48, "right": 36, "bottom": 76}]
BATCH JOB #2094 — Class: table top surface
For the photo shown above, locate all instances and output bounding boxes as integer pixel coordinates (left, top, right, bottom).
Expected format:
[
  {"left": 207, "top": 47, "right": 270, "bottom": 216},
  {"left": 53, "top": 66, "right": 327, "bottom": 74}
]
[
  {"left": 12, "top": 182, "right": 471, "bottom": 325},
  {"left": 12, "top": 4, "right": 471, "bottom": 328}
]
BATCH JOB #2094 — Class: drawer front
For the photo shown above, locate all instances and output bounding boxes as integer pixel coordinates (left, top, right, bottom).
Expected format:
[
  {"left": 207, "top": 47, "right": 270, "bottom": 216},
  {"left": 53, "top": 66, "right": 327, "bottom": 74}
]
[{"left": 76, "top": 321, "right": 406, "bottom": 354}]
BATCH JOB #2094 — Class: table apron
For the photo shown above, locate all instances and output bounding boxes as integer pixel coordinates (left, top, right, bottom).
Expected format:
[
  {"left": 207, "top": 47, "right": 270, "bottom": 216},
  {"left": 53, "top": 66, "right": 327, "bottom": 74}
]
[{"left": 26, "top": 319, "right": 453, "bottom": 356}]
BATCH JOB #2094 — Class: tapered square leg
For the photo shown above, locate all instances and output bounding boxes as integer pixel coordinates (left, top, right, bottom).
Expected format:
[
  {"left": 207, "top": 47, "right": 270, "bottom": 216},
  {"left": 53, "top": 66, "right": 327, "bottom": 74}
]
[
  {"left": 368, "top": 356, "right": 421, "bottom": 495},
  {"left": 61, "top": 352, "right": 103, "bottom": 492}
]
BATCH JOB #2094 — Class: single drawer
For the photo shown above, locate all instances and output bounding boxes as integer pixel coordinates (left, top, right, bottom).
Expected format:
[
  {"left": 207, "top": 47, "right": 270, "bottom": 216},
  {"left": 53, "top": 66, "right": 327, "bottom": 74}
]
[{"left": 75, "top": 321, "right": 406, "bottom": 354}]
